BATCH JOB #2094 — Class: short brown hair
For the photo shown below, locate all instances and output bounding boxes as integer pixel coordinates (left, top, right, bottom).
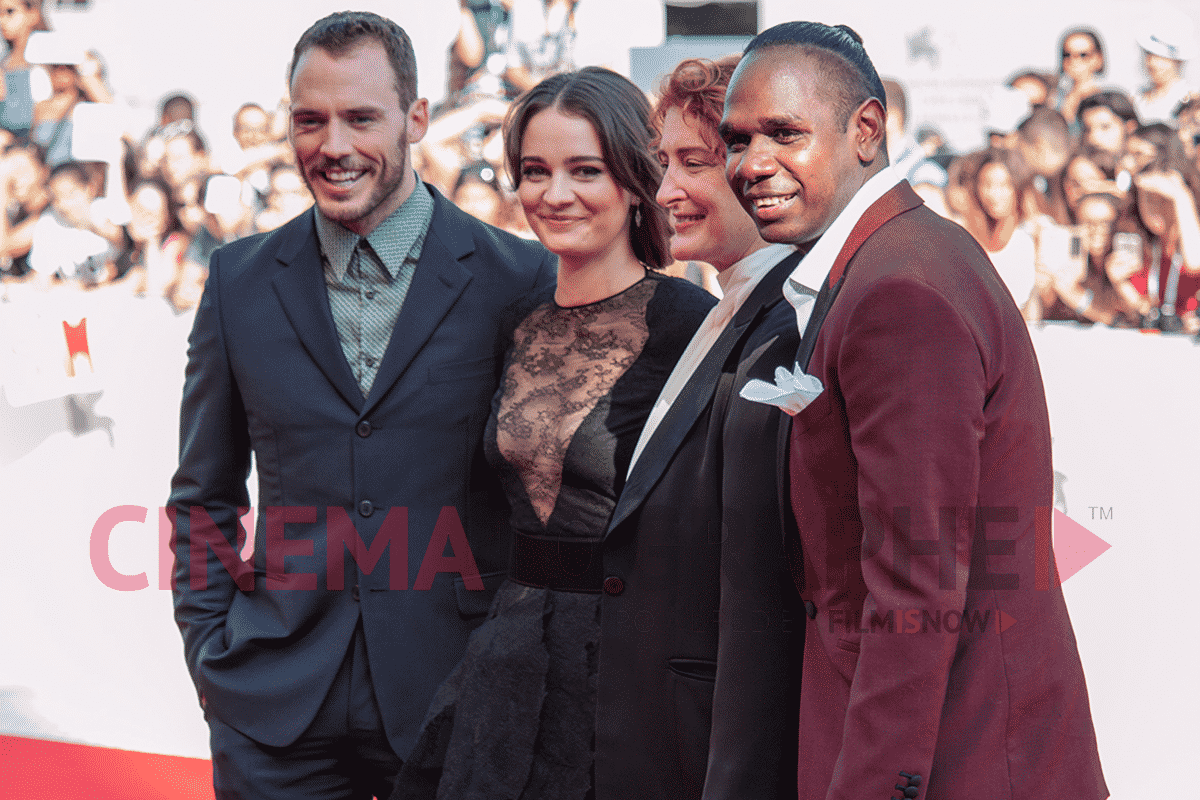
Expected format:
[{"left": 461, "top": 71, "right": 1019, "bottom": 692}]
[
  {"left": 289, "top": 11, "right": 418, "bottom": 110},
  {"left": 652, "top": 55, "right": 740, "bottom": 154},
  {"left": 504, "top": 67, "right": 672, "bottom": 269}
]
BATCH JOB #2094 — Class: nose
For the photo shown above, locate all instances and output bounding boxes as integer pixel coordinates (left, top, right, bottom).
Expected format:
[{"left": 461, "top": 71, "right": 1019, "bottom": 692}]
[
  {"left": 729, "top": 136, "right": 777, "bottom": 189},
  {"left": 543, "top": 169, "right": 573, "bottom": 206},
  {"left": 656, "top": 162, "right": 686, "bottom": 208},
  {"left": 319, "top": 119, "right": 353, "bottom": 161}
]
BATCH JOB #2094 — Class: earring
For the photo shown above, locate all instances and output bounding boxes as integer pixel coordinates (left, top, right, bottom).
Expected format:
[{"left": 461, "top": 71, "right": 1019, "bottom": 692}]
[{"left": 634, "top": 206, "right": 642, "bottom": 227}]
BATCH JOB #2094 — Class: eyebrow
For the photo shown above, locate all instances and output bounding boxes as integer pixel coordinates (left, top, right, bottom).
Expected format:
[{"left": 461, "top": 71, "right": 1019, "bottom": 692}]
[
  {"left": 520, "top": 155, "right": 606, "bottom": 164},
  {"left": 719, "top": 114, "right": 808, "bottom": 137}
]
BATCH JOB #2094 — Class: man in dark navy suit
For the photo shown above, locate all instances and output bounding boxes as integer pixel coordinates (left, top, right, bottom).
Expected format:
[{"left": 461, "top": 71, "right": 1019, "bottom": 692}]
[{"left": 168, "top": 12, "right": 553, "bottom": 799}]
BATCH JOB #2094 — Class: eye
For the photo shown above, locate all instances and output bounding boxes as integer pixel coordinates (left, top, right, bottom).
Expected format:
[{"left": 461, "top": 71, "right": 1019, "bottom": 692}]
[
  {"left": 520, "top": 164, "right": 549, "bottom": 180},
  {"left": 573, "top": 165, "right": 603, "bottom": 179},
  {"left": 349, "top": 114, "right": 376, "bottom": 127},
  {"left": 772, "top": 129, "right": 802, "bottom": 144}
]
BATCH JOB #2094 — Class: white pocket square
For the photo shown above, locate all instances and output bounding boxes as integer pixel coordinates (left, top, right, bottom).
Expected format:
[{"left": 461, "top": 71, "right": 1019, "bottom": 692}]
[{"left": 739, "top": 363, "right": 823, "bottom": 416}]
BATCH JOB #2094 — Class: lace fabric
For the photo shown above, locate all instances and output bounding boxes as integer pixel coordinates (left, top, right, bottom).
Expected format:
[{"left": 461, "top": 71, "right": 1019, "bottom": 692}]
[{"left": 496, "top": 279, "right": 654, "bottom": 526}]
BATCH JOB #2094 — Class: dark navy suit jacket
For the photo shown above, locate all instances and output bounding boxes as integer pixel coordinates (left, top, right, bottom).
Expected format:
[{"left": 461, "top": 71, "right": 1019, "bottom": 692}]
[{"left": 169, "top": 185, "right": 554, "bottom": 757}]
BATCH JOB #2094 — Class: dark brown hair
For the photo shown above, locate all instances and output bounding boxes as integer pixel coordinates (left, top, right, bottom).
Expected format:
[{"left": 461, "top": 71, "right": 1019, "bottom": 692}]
[
  {"left": 504, "top": 66, "right": 671, "bottom": 269},
  {"left": 289, "top": 11, "right": 417, "bottom": 110}
]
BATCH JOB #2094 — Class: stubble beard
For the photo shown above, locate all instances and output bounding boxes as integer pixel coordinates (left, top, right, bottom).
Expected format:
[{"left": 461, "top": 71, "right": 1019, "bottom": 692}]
[{"left": 301, "top": 131, "right": 409, "bottom": 231}]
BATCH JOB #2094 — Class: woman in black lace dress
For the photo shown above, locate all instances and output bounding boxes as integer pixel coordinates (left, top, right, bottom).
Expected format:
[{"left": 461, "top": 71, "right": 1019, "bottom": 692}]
[{"left": 391, "top": 67, "right": 714, "bottom": 800}]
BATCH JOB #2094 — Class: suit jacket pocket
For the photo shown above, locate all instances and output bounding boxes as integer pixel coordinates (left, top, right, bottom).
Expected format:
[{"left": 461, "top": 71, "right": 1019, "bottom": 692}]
[
  {"left": 454, "top": 569, "right": 506, "bottom": 618},
  {"left": 667, "top": 657, "right": 718, "bottom": 683},
  {"left": 791, "top": 388, "right": 834, "bottom": 434}
]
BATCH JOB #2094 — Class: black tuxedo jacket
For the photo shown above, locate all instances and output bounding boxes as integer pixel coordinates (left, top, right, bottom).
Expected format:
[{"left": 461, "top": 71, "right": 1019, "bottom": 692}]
[
  {"left": 169, "top": 185, "right": 555, "bottom": 757},
  {"left": 595, "top": 252, "right": 805, "bottom": 800}
]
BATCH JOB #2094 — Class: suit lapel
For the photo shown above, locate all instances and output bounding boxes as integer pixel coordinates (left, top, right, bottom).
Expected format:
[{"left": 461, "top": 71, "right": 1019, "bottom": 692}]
[
  {"left": 607, "top": 250, "right": 802, "bottom": 535},
  {"left": 271, "top": 211, "right": 366, "bottom": 410},
  {"left": 362, "top": 191, "right": 473, "bottom": 417},
  {"left": 795, "top": 181, "right": 924, "bottom": 372},
  {"left": 780, "top": 181, "right": 925, "bottom": 554}
]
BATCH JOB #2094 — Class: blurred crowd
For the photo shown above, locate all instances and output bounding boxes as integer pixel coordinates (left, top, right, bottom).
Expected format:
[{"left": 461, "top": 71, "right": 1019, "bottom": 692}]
[{"left": 2, "top": 0, "right": 1199, "bottom": 334}]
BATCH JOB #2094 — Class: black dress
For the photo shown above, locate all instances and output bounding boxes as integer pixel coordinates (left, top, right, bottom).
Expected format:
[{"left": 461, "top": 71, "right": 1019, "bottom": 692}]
[{"left": 392, "top": 271, "right": 714, "bottom": 800}]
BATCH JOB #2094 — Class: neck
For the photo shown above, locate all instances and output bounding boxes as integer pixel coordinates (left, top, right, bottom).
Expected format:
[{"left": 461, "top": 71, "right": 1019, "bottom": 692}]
[
  {"left": 714, "top": 237, "right": 772, "bottom": 273},
  {"left": 553, "top": 245, "right": 645, "bottom": 306}
]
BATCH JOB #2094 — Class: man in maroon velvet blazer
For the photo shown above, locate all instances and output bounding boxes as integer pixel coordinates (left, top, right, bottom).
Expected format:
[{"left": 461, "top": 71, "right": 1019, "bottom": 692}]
[{"left": 720, "top": 22, "right": 1108, "bottom": 800}]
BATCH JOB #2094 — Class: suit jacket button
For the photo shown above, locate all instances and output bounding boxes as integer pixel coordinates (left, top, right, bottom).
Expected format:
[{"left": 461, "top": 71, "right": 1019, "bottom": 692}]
[
  {"left": 351, "top": 585, "right": 361, "bottom": 601},
  {"left": 356, "top": 420, "right": 372, "bottom": 437},
  {"left": 804, "top": 600, "right": 817, "bottom": 619},
  {"left": 358, "top": 500, "right": 374, "bottom": 517},
  {"left": 603, "top": 576, "right": 624, "bottom": 596}
]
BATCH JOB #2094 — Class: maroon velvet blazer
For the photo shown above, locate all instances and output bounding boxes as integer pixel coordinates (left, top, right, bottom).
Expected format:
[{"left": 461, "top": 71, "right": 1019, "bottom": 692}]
[{"left": 787, "top": 183, "right": 1108, "bottom": 800}]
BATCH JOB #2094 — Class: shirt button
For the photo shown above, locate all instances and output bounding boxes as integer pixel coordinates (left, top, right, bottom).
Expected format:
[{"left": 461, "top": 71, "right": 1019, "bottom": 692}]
[
  {"left": 356, "top": 420, "right": 372, "bottom": 437},
  {"left": 603, "top": 576, "right": 624, "bottom": 596},
  {"left": 358, "top": 500, "right": 374, "bottom": 517},
  {"left": 364, "top": 356, "right": 376, "bottom": 367},
  {"left": 351, "top": 585, "right": 361, "bottom": 601},
  {"left": 365, "top": 291, "right": 376, "bottom": 300}
]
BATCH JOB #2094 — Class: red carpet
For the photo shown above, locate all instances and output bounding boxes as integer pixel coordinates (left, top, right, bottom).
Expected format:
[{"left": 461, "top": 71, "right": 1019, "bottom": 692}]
[{"left": 0, "top": 736, "right": 214, "bottom": 799}]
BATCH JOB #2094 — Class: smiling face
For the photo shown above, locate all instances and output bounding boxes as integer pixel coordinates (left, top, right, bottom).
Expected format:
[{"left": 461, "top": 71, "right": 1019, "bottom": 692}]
[
  {"left": 1076, "top": 195, "right": 1117, "bottom": 259},
  {"left": 1081, "top": 105, "right": 1128, "bottom": 163},
  {"left": 1062, "top": 33, "right": 1103, "bottom": 82},
  {"left": 0, "top": 0, "right": 36, "bottom": 45},
  {"left": 516, "top": 107, "right": 636, "bottom": 269},
  {"left": 655, "top": 105, "right": 764, "bottom": 270},
  {"left": 976, "top": 162, "right": 1017, "bottom": 222},
  {"left": 721, "top": 47, "right": 879, "bottom": 245},
  {"left": 289, "top": 39, "right": 427, "bottom": 235}
]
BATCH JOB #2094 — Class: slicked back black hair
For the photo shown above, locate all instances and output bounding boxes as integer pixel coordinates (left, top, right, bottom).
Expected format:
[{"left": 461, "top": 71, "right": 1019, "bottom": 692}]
[{"left": 743, "top": 21, "right": 886, "bottom": 130}]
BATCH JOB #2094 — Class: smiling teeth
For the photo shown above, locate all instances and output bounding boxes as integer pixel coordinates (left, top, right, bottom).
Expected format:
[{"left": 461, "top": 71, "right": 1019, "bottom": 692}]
[
  {"left": 324, "top": 170, "right": 364, "bottom": 183},
  {"left": 752, "top": 195, "right": 795, "bottom": 208}
]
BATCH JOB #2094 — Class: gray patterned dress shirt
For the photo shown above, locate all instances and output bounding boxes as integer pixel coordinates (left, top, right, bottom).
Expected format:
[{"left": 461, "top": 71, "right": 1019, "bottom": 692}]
[{"left": 314, "top": 180, "right": 435, "bottom": 397}]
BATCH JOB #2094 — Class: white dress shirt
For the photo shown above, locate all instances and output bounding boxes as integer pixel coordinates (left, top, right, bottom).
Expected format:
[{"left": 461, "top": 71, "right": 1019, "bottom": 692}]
[
  {"left": 626, "top": 243, "right": 796, "bottom": 476},
  {"left": 785, "top": 165, "right": 903, "bottom": 337}
]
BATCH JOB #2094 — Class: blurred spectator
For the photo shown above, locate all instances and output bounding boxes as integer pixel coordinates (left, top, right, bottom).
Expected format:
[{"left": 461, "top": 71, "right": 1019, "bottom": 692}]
[
  {"left": 118, "top": 177, "right": 187, "bottom": 299},
  {"left": 447, "top": 0, "right": 513, "bottom": 103},
  {"left": 29, "top": 46, "right": 114, "bottom": 168},
  {"left": 451, "top": 159, "right": 503, "bottom": 226},
  {"left": 1134, "top": 10, "right": 1198, "bottom": 124},
  {"left": 1078, "top": 90, "right": 1139, "bottom": 177},
  {"left": 1055, "top": 28, "right": 1105, "bottom": 125},
  {"left": 1014, "top": 106, "right": 1073, "bottom": 223},
  {"left": 418, "top": 95, "right": 508, "bottom": 195},
  {"left": 502, "top": 0, "right": 578, "bottom": 95},
  {"left": 0, "top": 0, "right": 48, "bottom": 142},
  {"left": 1061, "top": 152, "right": 1120, "bottom": 220},
  {"left": 1176, "top": 92, "right": 1200, "bottom": 163},
  {"left": 1007, "top": 70, "right": 1053, "bottom": 107},
  {"left": 883, "top": 77, "right": 949, "bottom": 187},
  {"left": 1108, "top": 142, "right": 1200, "bottom": 332},
  {"left": 161, "top": 129, "right": 210, "bottom": 192},
  {"left": 958, "top": 148, "right": 1040, "bottom": 317},
  {"left": 1040, "top": 192, "right": 1132, "bottom": 325},
  {"left": 224, "top": 102, "right": 291, "bottom": 196},
  {"left": 27, "top": 160, "right": 121, "bottom": 288},
  {"left": 254, "top": 162, "right": 312, "bottom": 232},
  {"left": 0, "top": 144, "right": 48, "bottom": 278}
]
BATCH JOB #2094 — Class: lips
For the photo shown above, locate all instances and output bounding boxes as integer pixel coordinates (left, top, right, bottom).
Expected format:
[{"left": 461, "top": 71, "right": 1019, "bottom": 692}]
[
  {"left": 313, "top": 163, "right": 369, "bottom": 191},
  {"left": 670, "top": 210, "right": 705, "bottom": 232},
  {"left": 745, "top": 191, "right": 798, "bottom": 220}
]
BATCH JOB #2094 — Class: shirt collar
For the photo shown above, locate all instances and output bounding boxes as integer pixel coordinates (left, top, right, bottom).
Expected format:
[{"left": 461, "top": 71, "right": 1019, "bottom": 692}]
[
  {"left": 715, "top": 242, "right": 798, "bottom": 306},
  {"left": 313, "top": 176, "right": 435, "bottom": 280},
  {"left": 787, "top": 165, "right": 902, "bottom": 293}
]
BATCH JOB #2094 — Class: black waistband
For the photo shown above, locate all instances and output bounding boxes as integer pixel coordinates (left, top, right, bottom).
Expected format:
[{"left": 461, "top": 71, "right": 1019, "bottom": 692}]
[{"left": 508, "top": 530, "right": 604, "bottom": 593}]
